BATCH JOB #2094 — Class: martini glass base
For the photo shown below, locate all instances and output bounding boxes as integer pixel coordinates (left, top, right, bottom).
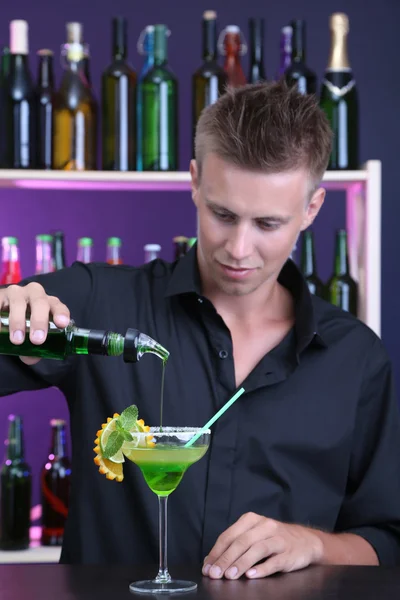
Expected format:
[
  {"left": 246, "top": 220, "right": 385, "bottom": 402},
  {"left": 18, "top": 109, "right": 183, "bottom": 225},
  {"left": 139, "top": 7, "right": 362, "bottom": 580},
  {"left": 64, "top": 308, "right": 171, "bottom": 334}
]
[{"left": 129, "top": 579, "right": 197, "bottom": 594}]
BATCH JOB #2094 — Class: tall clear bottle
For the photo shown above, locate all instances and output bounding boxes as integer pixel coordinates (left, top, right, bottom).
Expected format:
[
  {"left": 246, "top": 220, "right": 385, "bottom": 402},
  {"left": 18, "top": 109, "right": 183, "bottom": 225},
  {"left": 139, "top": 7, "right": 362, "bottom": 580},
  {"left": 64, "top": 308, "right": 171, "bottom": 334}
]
[
  {"left": 53, "top": 23, "right": 97, "bottom": 170},
  {"left": 102, "top": 17, "right": 136, "bottom": 171},
  {"left": 192, "top": 11, "right": 227, "bottom": 155},
  {"left": 284, "top": 19, "right": 317, "bottom": 95},
  {"left": 137, "top": 26, "right": 155, "bottom": 171},
  {"left": 219, "top": 26, "right": 247, "bottom": 88},
  {"left": 248, "top": 18, "right": 266, "bottom": 83},
  {"left": 41, "top": 419, "right": 71, "bottom": 546},
  {"left": 77, "top": 237, "right": 93, "bottom": 263},
  {"left": 0, "top": 415, "right": 32, "bottom": 550},
  {"left": 320, "top": 13, "right": 358, "bottom": 170},
  {"left": 36, "top": 50, "right": 54, "bottom": 170},
  {"left": 142, "top": 24, "right": 178, "bottom": 171},
  {"left": 3, "top": 20, "right": 36, "bottom": 168}
]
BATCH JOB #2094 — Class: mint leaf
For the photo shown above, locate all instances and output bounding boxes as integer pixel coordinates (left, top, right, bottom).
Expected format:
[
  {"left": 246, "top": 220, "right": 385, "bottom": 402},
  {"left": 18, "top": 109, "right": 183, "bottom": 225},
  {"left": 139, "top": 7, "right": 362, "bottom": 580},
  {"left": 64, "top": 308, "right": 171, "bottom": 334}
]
[
  {"left": 119, "top": 405, "right": 138, "bottom": 430},
  {"left": 120, "top": 430, "right": 133, "bottom": 442},
  {"left": 103, "top": 431, "right": 124, "bottom": 459},
  {"left": 115, "top": 420, "right": 124, "bottom": 433}
]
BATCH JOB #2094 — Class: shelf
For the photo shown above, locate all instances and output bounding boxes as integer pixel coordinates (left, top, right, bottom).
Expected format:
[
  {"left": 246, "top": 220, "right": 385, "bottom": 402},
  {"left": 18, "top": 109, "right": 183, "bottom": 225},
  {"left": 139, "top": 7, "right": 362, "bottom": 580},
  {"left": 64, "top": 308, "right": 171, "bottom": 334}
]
[
  {"left": 0, "top": 528, "right": 61, "bottom": 564},
  {"left": 0, "top": 167, "right": 368, "bottom": 192}
]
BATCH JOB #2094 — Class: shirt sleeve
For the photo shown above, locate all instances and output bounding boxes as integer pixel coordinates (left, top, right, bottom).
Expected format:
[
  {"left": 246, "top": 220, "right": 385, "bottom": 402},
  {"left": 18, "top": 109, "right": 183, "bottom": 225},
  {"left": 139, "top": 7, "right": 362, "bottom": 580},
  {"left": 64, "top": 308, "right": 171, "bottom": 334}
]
[
  {"left": 335, "top": 335, "right": 400, "bottom": 566},
  {"left": 0, "top": 261, "right": 93, "bottom": 396}
]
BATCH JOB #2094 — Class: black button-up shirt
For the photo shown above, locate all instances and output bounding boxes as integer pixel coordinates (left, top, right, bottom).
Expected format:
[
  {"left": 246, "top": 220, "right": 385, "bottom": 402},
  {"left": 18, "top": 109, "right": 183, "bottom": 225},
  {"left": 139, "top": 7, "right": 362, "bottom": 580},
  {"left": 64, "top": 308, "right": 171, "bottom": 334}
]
[{"left": 1, "top": 246, "right": 400, "bottom": 566}]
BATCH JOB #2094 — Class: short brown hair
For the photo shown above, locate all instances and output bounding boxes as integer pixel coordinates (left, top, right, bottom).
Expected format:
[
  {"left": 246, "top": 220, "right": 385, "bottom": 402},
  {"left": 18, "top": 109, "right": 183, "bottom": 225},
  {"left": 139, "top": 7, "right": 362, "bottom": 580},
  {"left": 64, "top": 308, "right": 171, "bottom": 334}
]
[{"left": 195, "top": 80, "right": 333, "bottom": 192}]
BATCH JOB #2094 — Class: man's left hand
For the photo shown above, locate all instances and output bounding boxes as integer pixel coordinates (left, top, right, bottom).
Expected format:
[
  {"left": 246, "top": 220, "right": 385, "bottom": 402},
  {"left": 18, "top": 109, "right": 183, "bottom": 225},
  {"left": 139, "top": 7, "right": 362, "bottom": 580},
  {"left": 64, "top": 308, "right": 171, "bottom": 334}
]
[{"left": 202, "top": 512, "right": 324, "bottom": 580}]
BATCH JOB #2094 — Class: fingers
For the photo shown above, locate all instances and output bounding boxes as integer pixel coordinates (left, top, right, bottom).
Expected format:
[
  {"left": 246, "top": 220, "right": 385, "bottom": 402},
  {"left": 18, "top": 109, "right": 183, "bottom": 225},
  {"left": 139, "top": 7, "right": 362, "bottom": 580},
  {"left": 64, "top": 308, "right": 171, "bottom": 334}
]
[
  {"left": 47, "top": 296, "right": 70, "bottom": 329},
  {"left": 204, "top": 517, "right": 281, "bottom": 579}
]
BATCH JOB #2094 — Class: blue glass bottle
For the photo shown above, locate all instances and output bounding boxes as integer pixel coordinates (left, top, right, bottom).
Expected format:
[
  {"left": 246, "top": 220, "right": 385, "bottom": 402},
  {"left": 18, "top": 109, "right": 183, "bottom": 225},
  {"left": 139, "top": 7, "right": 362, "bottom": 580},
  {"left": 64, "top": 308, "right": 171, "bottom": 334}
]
[{"left": 136, "top": 26, "right": 155, "bottom": 171}]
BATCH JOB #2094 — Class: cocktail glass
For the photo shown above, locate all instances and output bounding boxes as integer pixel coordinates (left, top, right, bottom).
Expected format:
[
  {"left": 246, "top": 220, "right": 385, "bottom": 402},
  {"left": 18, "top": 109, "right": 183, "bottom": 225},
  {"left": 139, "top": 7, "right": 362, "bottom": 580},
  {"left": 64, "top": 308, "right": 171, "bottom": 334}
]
[{"left": 126, "top": 427, "right": 210, "bottom": 595}]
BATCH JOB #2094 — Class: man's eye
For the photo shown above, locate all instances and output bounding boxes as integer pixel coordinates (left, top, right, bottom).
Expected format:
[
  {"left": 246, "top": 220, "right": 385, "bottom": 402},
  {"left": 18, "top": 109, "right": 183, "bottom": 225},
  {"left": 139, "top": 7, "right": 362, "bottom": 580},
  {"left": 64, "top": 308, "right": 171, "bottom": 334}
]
[
  {"left": 257, "top": 221, "right": 280, "bottom": 231},
  {"left": 215, "top": 211, "right": 235, "bottom": 222}
]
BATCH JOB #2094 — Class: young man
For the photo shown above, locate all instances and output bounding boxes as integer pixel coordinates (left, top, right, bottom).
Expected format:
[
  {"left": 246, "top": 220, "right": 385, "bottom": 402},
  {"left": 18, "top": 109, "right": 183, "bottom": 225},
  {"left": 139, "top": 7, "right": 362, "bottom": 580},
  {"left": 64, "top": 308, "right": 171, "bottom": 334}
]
[{"left": 0, "top": 81, "right": 399, "bottom": 578}]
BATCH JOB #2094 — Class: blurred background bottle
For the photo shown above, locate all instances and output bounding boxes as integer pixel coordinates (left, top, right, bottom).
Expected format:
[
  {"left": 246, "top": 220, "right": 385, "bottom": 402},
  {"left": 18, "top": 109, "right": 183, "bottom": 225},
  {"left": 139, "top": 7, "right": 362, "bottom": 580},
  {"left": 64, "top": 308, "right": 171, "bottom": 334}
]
[
  {"left": 141, "top": 24, "right": 178, "bottom": 171},
  {"left": 36, "top": 49, "right": 54, "bottom": 169},
  {"left": 40, "top": 419, "right": 71, "bottom": 546},
  {"left": 77, "top": 237, "right": 93, "bottom": 263},
  {"left": 136, "top": 25, "right": 154, "bottom": 171},
  {"left": 300, "top": 230, "right": 324, "bottom": 297},
  {"left": 326, "top": 229, "right": 358, "bottom": 316},
  {"left": 102, "top": 16, "right": 136, "bottom": 171},
  {"left": 52, "top": 231, "right": 67, "bottom": 271},
  {"left": 144, "top": 243, "right": 161, "bottom": 262},
  {"left": 52, "top": 22, "right": 97, "bottom": 170},
  {"left": 0, "top": 237, "right": 22, "bottom": 285},
  {"left": 0, "top": 415, "right": 32, "bottom": 550},
  {"left": 192, "top": 11, "right": 227, "bottom": 156},
  {"left": 248, "top": 18, "right": 266, "bottom": 83},
  {"left": 320, "top": 13, "right": 358, "bottom": 170},
  {"left": 35, "top": 234, "right": 55, "bottom": 275},
  {"left": 277, "top": 25, "right": 292, "bottom": 78},
  {"left": 284, "top": 19, "right": 317, "bottom": 95},
  {"left": 106, "top": 236, "right": 123, "bottom": 264},
  {"left": 219, "top": 25, "right": 247, "bottom": 88},
  {"left": 173, "top": 236, "right": 188, "bottom": 260}
]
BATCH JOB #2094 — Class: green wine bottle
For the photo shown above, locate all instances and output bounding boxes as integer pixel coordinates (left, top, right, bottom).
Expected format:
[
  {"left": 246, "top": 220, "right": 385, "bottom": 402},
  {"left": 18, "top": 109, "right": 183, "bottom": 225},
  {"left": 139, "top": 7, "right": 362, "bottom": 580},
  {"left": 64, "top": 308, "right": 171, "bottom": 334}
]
[
  {"left": 326, "top": 229, "right": 358, "bottom": 316},
  {"left": 0, "top": 415, "right": 32, "bottom": 550},
  {"left": 0, "top": 312, "right": 169, "bottom": 363},
  {"left": 319, "top": 13, "right": 358, "bottom": 170},
  {"left": 300, "top": 230, "right": 324, "bottom": 297},
  {"left": 141, "top": 24, "right": 178, "bottom": 171},
  {"left": 101, "top": 16, "right": 137, "bottom": 171}
]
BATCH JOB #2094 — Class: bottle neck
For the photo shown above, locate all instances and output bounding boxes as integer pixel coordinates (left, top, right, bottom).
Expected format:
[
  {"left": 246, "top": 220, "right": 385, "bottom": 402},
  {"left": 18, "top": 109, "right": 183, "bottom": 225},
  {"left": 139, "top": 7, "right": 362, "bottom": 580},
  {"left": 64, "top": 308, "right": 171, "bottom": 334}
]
[
  {"left": 225, "top": 34, "right": 242, "bottom": 62},
  {"left": 327, "top": 23, "right": 350, "bottom": 70},
  {"left": 291, "top": 21, "right": 306, "bottom": 63},
  {"left": 279, "top": 28, "right": 292, "bottom": 75},
  {"left": 334, "top": 231, "right": 350, "bottom": 276},
  {"left": 38, "top": 56, "right": 54, "bottom": 88},
  {"left": 2, "top": 242, "right": 20, "bottom": 263},
  {"left": 107, "top": 245, "right": 121, "bottom": 265},
  {"left": 5, "top": 416, "right": 25, "bottom": 462},
  {"left": 9, "top": 53, "right": 30, "bottom": 74},
  {"left": 112, "top": 18, "right": 127, "bottom": 61},
  {"left": 49, "top": 422, "right": 67, "bottom": 459},
  {"left": 154, "top": 27, "right": 168, "bottom": 66},
  {"left": 202, "top": 17, "right": 217, "bottom": 61},
  {"left": 77, "top": 245, "right": 92, "bottom": 264},
  {"left": 249, "top": 19, "right": 264, "bottom": 66},
  {"left": 301, "top": 233, "right": 317, "bottom": 276},
  {"left": 53, "top": 236, "right": 66, "bottom": 270}
]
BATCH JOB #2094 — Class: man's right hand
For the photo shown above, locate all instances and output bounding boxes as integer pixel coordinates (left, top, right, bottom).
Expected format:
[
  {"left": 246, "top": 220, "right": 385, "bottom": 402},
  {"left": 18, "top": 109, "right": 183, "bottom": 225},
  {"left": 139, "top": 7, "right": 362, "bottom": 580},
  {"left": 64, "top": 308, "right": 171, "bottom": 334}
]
[{"left": 0, "top": 282, "right": 71, "bottom": 365}]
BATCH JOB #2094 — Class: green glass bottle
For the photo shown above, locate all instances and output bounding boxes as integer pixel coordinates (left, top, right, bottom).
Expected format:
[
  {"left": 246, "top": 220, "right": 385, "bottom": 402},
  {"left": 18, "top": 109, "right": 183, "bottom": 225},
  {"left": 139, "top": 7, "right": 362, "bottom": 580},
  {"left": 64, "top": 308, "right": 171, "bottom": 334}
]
[
  {"left": 0, "top": 414, "right": 32, "bottom": 550},
  {"left": 326, "top": 229, "right": 358, "bottom": 316},
  {"left": 192, "top": 11, "right": 227, "bottom": 156},
  {"left": 300, "top": 230, "right": 324, "bottom": 297},
  {"left": 0, "top": 312, "right": 169, "bottom": 363},
  {"left": 141, "top": 24, "right": 178, "bottom": 171},
  {"left": 319, "top": 13, "right": 358, "bottom": 170},
  {"left": 101, "top": 16, "right": 136, "bottom": 171}
]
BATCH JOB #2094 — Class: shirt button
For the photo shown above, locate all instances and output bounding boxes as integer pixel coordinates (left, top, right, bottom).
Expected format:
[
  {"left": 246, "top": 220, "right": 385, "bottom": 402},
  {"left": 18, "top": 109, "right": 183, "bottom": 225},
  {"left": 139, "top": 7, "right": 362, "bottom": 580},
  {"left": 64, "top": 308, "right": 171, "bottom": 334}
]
[
  {"left": 219, "top": 350, "right": 228, "bottom": 359},
  {"left": 197, "top": 297, "right": 203, "bottom": 304}
]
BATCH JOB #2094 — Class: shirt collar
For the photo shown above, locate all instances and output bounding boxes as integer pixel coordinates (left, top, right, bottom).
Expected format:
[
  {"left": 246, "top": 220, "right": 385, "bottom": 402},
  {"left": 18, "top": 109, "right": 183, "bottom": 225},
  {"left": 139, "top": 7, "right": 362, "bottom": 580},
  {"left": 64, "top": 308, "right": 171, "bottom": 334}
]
[{"left": 165, "top": 244, "right": 327, "bottom": 356}]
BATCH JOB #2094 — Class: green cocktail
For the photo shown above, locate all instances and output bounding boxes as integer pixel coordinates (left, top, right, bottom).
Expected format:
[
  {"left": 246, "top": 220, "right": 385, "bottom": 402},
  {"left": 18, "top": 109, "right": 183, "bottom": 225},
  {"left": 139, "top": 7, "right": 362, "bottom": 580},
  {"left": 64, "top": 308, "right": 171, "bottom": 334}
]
[
  {"left": 127, "top": 427, "right": 210, "bottom": 595},
  {"left": 126, "top": 445, "right": 209, "bottom": 496}
]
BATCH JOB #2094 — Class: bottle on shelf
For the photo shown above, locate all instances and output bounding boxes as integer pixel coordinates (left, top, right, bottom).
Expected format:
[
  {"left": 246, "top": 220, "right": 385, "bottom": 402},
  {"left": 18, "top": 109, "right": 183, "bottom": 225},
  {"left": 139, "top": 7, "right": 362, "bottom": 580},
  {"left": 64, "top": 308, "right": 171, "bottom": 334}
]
[
  {"left": 248, "top": 18, "right": 266, "bottom": 83},
  {"left": 0, "top": 311, "right": 170, "bottom": 363},
  {"left": 192, "top": 11, "right": 227, "bottom": 156},
  {"left": 36, "top": 49, "right": 55, "bottom": 170},
  {"left": 40, "top": 419, "right": 71, "bottom": 546},
  {"left": 0, "top": 236, "right": 22, "bottom": 285},
  {"left": 77, "top": 237, "right": 93, "bottom": 263},
  {"left": 52, "top": 230, "right": 67, "bottom": 270},
  {"left": 35, "top": 234, "right": 55, "bottom": 275},
  {"left": 106, "top": 237, "right": 123, "bottom": 265},
  {"left": 277, "top": 26, "right": 292, "bottom": 79},
  {"left": 52, "top": 22, "right": 97, "bottom": 171},
  {"left": 173, "top": 236, "right": 188, "bottom": 260},
  {"left": 0, "top": 414, "right": 32, "bottom": 551},
  {"left": 320, "top": 13, "right": 358, "bottom": 170},
  {"left": 141, "top": 24, "right": 178, "bottom": 171},
  {"left": 300, "top": 230, "right": 324, "bottom": 297},
  {"left": 102, "top": 16, "right": 137, "bottom": 171},
  {"left": 218, "top": 25, "right": 247, "bottom": 88},
  {"left": 82, "top": 26, "right": 92, "bottom": 88},
  {"left": 326, "top": 229, "right": 358, "bottom": 316},
  {"left": 144, "top": 243, "right": 161, "bottom": 263},
  {"left": 284, "top": 19, "right": 317, "bottom": 95},
  {"left": 136, "top": 25, "right": 155, "bottom": 171},
  {"left": 0, "top": 45, "right": 10, "bottom": 83},
  {"left": 2, "top": 20, "right": 36, "bottom": 168}
]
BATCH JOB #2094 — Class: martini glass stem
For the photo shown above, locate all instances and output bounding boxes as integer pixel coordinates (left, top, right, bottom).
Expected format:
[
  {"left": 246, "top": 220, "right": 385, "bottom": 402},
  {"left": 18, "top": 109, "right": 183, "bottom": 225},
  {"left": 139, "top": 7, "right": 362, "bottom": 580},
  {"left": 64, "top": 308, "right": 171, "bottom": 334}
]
[{"left": 155, "top": 495, "right": 171, "bottom": 584}]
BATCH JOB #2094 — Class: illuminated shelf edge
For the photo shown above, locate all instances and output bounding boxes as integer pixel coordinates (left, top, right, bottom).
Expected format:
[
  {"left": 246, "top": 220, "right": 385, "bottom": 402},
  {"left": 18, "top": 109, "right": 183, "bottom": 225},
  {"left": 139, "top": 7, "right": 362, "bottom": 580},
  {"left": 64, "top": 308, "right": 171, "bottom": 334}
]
[{"left": 0, "top": 168, "right": 369, "bottom": 191}]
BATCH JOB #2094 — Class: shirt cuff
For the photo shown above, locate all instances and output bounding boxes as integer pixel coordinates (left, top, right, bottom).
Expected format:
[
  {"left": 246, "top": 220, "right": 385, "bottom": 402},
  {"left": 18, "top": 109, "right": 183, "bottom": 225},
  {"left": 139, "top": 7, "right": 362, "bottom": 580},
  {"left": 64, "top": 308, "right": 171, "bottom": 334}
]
[{"left": 343, "top": 526, "right": 400, "bottom": 566}]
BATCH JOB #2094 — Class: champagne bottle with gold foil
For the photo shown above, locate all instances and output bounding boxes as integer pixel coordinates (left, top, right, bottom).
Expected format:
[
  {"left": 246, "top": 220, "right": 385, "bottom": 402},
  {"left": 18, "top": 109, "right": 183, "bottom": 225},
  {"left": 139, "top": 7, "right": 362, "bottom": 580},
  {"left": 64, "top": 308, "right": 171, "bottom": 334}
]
[
  {"left": 53, "top": 23, "right": 97, "bottom": 170},
  {"left": 320, "top": 13, "right": 358, "bottom": 170}
]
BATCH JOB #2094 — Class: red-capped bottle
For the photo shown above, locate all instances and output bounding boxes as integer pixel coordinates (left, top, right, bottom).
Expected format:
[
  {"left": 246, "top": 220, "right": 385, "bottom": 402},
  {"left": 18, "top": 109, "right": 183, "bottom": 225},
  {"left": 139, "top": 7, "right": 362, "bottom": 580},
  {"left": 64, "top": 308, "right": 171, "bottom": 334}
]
[
  {"left": 219, "top": 25, "right": 247, "bottom": 88},
  {"left": 0, "top": 237, "right": 22, "bottom": 285}
]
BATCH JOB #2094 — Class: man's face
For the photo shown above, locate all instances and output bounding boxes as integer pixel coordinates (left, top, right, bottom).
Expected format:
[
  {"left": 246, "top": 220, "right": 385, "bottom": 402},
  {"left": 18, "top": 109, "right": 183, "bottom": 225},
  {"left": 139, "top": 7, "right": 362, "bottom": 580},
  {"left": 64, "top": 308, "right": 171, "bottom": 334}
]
[{"left": 190, "top": 153, "right": 325, "bottom": 297}]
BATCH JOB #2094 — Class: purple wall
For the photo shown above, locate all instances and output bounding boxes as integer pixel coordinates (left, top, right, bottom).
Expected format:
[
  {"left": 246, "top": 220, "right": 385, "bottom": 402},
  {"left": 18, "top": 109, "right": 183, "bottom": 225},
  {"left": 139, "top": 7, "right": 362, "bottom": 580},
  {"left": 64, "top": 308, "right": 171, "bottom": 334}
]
[{"left": 0, "top": 0, "right": 398, "bottom": 510}]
